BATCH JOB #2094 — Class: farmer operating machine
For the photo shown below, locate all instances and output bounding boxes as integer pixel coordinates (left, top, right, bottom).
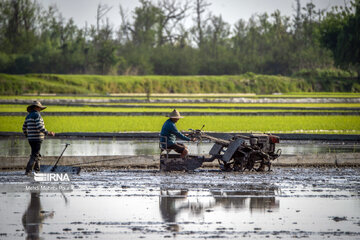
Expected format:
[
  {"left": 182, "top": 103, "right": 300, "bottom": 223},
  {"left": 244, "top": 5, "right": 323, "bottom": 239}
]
[{"left": 160, "top": 126, "right": 282, "bottom": 172}]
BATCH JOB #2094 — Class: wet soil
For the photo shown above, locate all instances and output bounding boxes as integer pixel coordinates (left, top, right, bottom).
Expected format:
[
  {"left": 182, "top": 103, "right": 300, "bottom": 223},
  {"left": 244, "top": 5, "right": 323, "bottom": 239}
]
[{"left": 0, "top": 167, "right": 359, "bottom": 239}]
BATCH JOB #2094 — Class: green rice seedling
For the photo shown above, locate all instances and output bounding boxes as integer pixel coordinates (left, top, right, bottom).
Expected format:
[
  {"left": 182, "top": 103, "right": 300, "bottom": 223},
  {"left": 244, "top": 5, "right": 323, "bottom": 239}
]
[{"left": 1, "top": 116, "right": 359, "bottom": 134}]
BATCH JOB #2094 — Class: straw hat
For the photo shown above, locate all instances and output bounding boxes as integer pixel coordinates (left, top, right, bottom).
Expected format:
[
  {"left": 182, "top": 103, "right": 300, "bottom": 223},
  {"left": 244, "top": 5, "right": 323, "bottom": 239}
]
[
  {"left": 169, "top": 109, "right": 183, "bottom": 119},
  {"left": 27, "top": 101, "right": 47, "bottom": 112}
]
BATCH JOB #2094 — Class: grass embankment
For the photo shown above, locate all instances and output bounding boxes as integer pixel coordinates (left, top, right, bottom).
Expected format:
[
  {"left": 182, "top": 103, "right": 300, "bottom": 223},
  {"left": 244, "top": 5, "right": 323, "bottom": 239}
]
[
  {"left": 1, "top": 104, "right": 359, "bottom": 113},
  {"left": 0, "top": 73, "right": 348, "bottom": 95},
  {"left": 2, "top": 116, "right": 359, "bottom": 134},
  {"left": 1, "top": 69, "right": 358, "bottom": 95},
  {"left": 101, "top": 103, "right": 360, "bottom": 107},
  {"left": 293, "top": 69, "right": 359, "bottom": 92},
  {"left": 1, "top": 92, "right": 360, "bottom": 100}
]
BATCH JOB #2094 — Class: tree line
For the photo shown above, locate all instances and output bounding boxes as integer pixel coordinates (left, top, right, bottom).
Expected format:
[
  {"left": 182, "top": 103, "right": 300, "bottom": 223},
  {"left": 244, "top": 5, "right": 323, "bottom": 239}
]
[{"left": 0, "top": 0, "right": 358, "bottom": 77}]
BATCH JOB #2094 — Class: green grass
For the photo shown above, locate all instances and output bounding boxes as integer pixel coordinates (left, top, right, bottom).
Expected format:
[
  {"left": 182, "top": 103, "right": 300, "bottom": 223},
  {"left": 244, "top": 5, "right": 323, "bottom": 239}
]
[
  {"left": 254, "top": 93, "right": 360, "bottom": 98},
  {"left": 1, "top": 70, "right": 359, "bottom": 95},
  {"left": 1, "top": 92, "right": 360, "bottom": 100},
  {"left": 0, "top": 104, "right": 358, "bottom": 113},
  {"left": 2, "top": 116, "right": 360, "bottom": 134},
  {"left": 2, "top": 73, "right": 359, "bottom": 95},
  {"left": 1, "top": 73, "right": 310, "bottom": 95},
  {"left": 2, "top": 103, "right": 360, "bottom": 108},
  {"left": 101, "top": 103, "right": 360, "bottom": 108}
]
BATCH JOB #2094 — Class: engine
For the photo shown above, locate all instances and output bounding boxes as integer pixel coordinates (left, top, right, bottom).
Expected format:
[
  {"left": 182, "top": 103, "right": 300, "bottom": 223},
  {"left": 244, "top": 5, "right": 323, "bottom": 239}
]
[{"left": 249, "top": 133, "right": 280, "bottom": 156}]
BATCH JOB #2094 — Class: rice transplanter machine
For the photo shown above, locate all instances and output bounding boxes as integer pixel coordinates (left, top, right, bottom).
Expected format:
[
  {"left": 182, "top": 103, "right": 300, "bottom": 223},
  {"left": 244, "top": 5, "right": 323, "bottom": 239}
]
[{"left": 160, "top": 126, "right": 282, "bottom": 171}]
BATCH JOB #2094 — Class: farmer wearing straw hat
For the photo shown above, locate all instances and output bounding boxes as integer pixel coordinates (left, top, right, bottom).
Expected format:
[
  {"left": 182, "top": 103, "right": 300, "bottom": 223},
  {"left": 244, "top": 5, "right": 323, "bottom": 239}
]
[
  {"left": 160, "top": 109, "right": 196, "bottom": 158},
  {"left": 22, "top": 101, "right": 55, "bottom": 175}
]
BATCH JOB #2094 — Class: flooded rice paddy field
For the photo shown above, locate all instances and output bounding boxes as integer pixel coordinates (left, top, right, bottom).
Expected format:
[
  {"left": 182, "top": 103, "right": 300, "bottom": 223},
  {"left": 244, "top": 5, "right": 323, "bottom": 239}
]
[
  {"left": 0, "top": 167, "right": 359, "bottom": 239},
  {"left": 1, "top": 138, "right": 360, "bottom": 157}
]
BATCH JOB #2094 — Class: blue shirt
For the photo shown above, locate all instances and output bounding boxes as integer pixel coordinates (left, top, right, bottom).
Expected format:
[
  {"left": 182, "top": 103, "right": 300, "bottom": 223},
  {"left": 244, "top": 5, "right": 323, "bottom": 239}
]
[{"left": 160, "top": 119, "right": 190, "bottom": 147}]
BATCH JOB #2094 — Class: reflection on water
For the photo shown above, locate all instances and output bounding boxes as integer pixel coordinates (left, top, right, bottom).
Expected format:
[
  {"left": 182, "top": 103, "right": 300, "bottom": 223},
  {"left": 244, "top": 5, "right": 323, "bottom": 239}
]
[
  {"left": 211, "top": 189, "right": 279, "bottom": 213},
  {"left": 22, "top": 191, "right": 54, "bottom": 240},
  {"left": 0, "top": 168, "right": 359, "bottom": 239},
  {"left": 159, "top": 187, "right": 280, "bottom": 232},
  {"left": 1, "top": 138, "right": 359, "bottom": 157},
  {"left": 159, "top": 189, "right": 189, "bottom": 232}
]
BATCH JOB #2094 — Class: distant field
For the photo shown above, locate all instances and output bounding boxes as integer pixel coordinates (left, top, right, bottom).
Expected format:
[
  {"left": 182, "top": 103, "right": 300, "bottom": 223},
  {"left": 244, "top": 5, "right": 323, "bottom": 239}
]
[
  {"left": 1, "top": 73, "right": 311, "bottom": 95},
  {"left": 1, "top": 92, "right": 360, "bottom": 100},
  {"left": 0, "top": 72, "right": 359, "bottom": 94},
  {"left": 0, "top": 104, "right": 359, "bottom": 113},
  {"left": 106, "top": 103, "right": 360, "bottom": 107},
  {"left": 2, "top": 92, "right": 359, "bottom": 134},
  {"left": 2, "top": 115, "right": 359, "bottom": 134},
  {"left": 87, "top": 103, "right": 360, "bottom": 108}
]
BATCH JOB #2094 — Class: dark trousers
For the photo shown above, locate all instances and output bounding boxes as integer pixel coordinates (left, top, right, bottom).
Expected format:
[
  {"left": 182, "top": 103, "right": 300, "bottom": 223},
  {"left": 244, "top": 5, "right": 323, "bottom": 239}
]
[
  {"left": 29, "top": 141, "right": 42, "bottom": 157},
  {"left": 25, "top": 141, "right": 42, "bottom": 173}
]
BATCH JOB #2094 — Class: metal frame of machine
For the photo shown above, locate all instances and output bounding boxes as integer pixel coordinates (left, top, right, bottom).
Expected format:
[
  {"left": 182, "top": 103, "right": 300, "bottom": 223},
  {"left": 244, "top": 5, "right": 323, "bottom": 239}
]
[{"left": 160, "top": 128, "right": 282, "bottom": 172}]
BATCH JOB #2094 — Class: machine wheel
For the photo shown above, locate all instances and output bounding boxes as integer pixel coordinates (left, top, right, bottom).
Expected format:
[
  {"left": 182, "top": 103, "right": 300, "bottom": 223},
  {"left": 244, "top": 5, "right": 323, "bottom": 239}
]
[
  {"left": 218, "top": 159, "right": 233, "bottom": 172},
  {"left": 251, "top": 152, "right": 271, "bottom": 172},
  {"left": 232, "top": 155, "right": 246, "bottom": 172},
  {"left": 247, "top": 151, "right": 264, "bottom": 171}
]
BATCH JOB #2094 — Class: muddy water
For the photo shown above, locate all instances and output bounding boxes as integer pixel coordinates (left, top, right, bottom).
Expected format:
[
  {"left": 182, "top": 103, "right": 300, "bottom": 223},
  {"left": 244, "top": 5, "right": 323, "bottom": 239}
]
[
  {"left": 1, "top": 138, "right": 359, "bottom": 157},
  {"left": 0, "top": 168, "right": 359, "bottom": 239}
]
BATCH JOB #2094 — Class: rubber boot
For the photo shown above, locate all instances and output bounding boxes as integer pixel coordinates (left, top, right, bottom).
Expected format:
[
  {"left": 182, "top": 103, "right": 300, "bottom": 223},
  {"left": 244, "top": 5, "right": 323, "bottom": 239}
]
[
  {"left": 25, "top": 155, "right": 36, "bottom": 175},
  {"left": 33, "top": 154, "right": 41, "bottom": 172}
]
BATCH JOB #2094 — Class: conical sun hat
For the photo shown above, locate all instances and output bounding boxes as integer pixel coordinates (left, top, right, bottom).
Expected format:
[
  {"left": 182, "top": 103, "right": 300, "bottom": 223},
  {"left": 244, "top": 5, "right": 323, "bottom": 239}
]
[
  {"left": 169, "top": 109, "right": 184, "bottom": 119},
  {"left": 27, "top": 101, "right": 47, "bottom": 112}
]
